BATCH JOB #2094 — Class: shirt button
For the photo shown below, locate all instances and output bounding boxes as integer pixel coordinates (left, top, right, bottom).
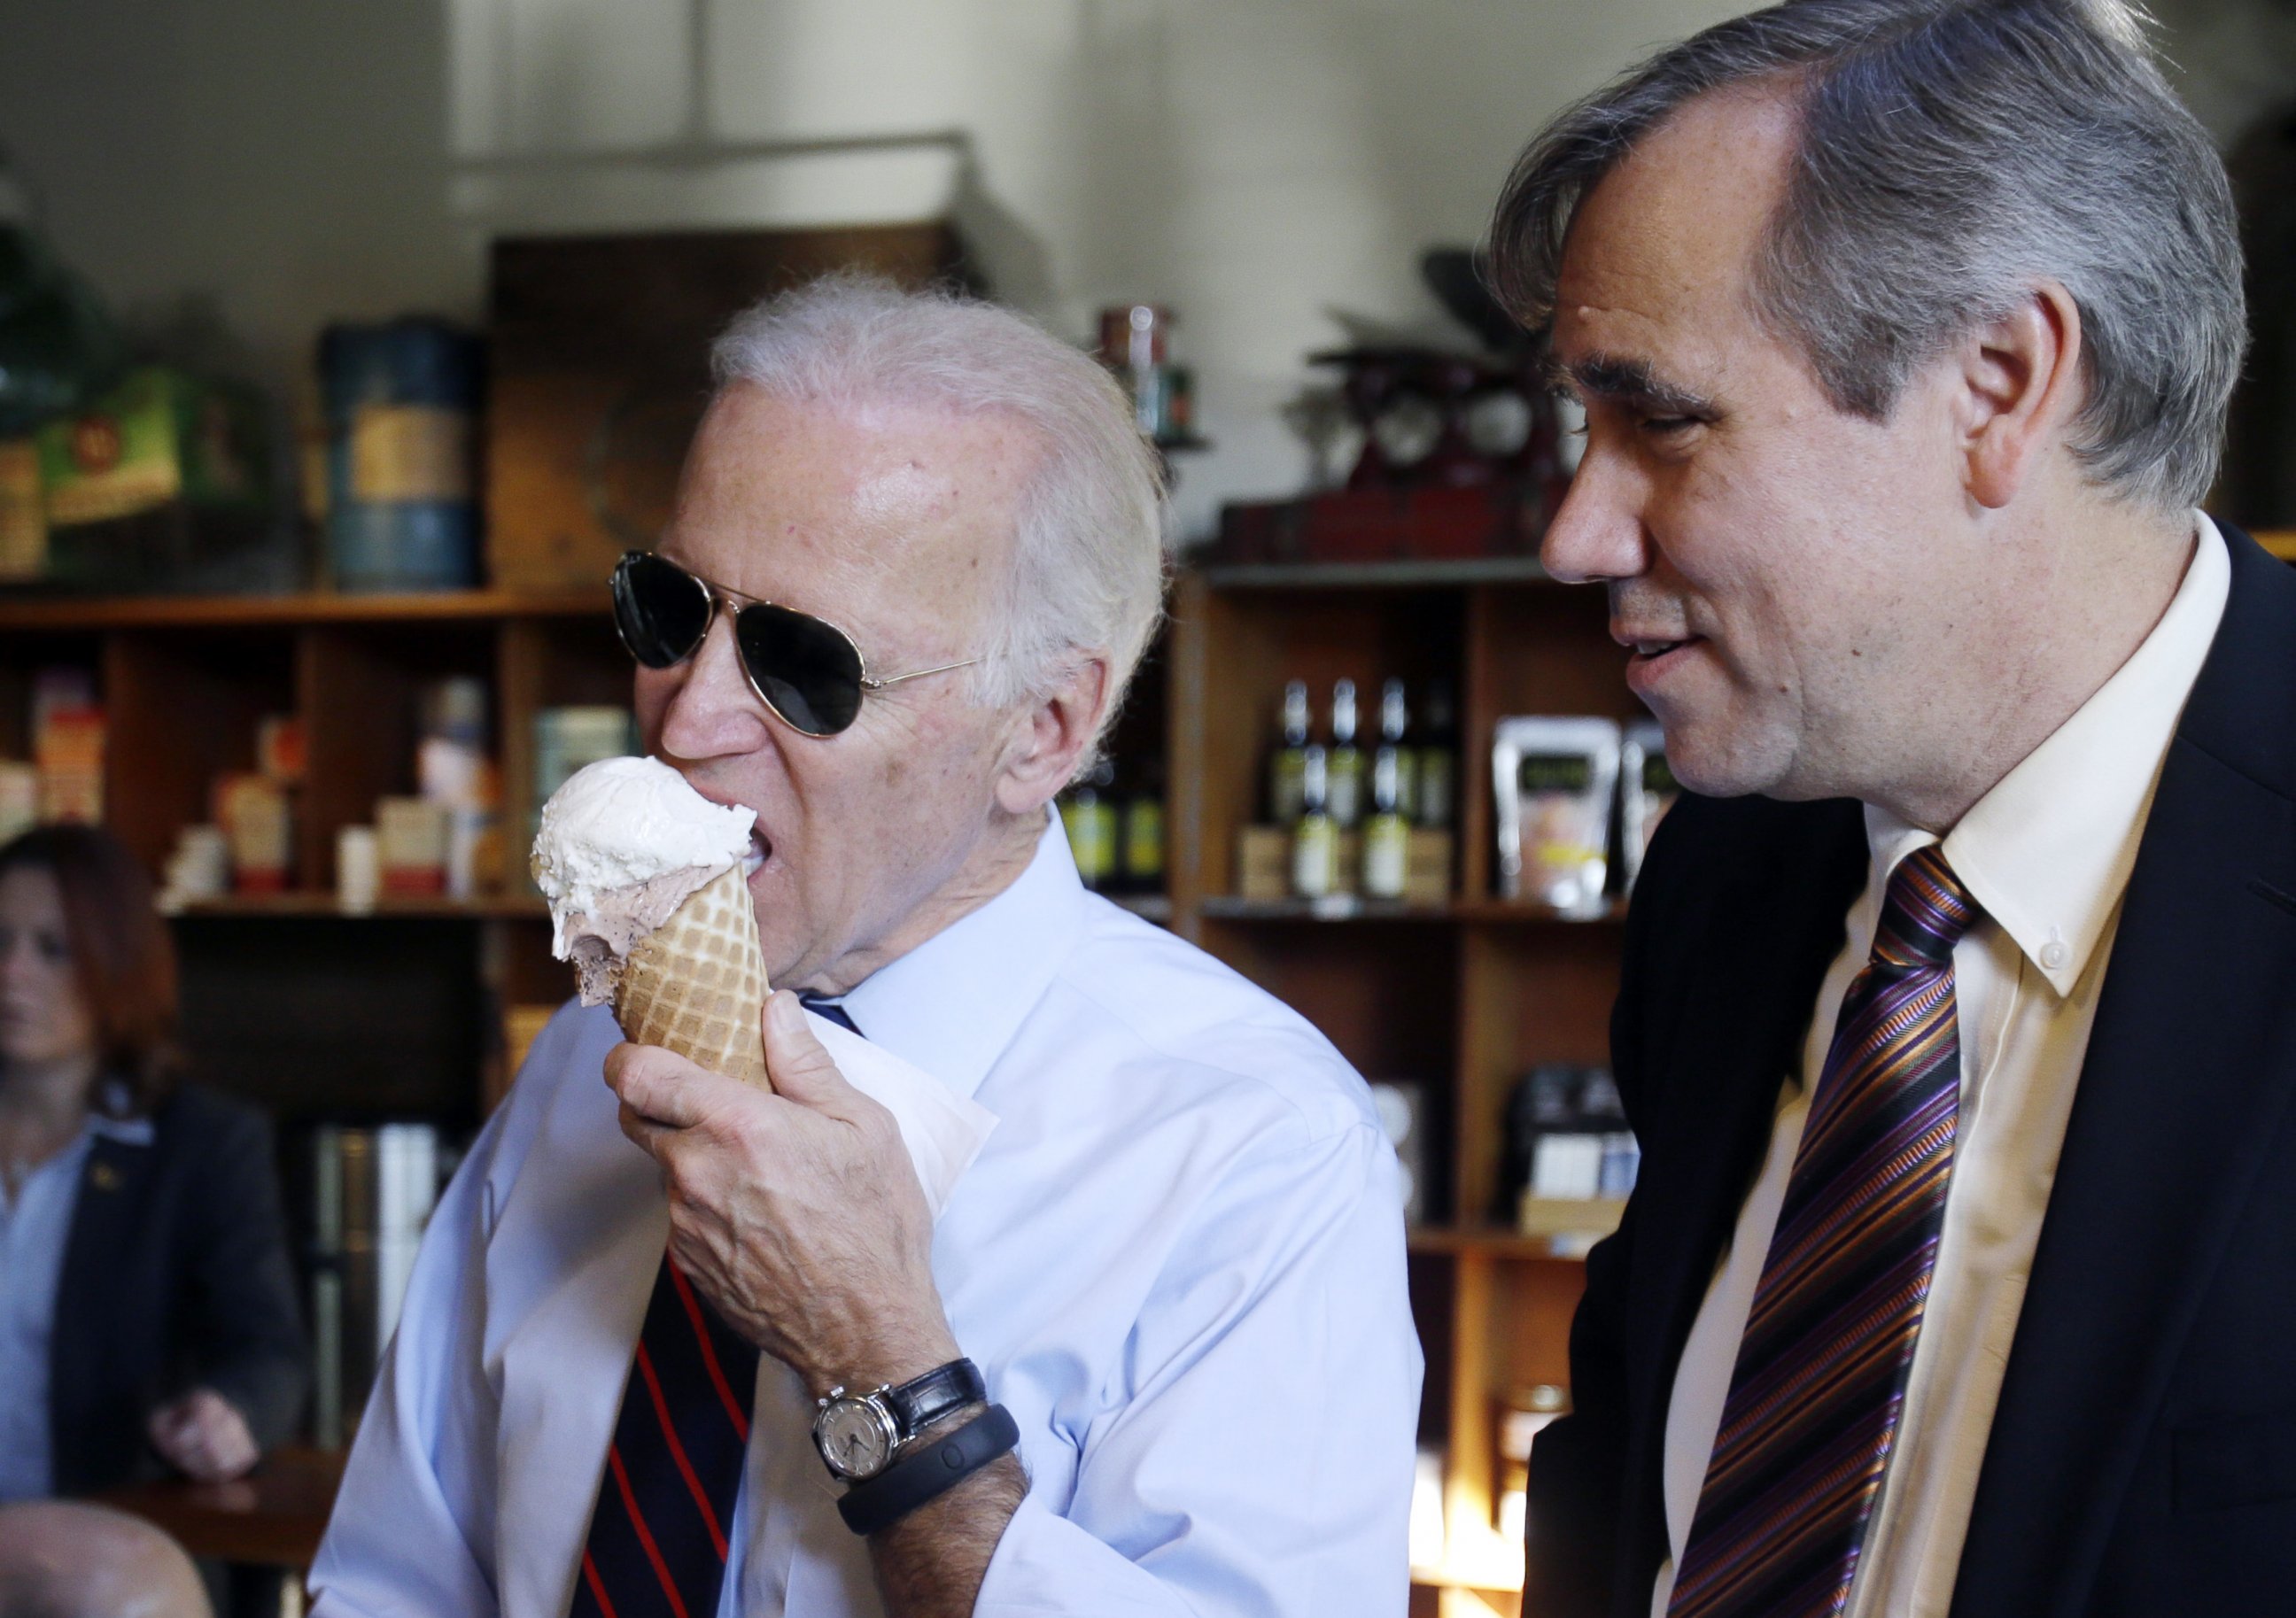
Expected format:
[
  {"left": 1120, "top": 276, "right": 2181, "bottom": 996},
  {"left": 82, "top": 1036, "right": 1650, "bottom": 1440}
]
[{"left": 2041, "top": 940, "right": 2069, "bottom": 971}]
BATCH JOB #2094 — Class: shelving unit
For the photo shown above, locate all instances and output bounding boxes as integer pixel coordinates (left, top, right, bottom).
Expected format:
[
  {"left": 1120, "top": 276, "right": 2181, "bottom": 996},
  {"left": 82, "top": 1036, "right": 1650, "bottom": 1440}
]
[
  {"left": 0, "top": 587, "right": 624, "bottom": 1122},
  {"left": 10, "top": 556, "right": 1625, "bottom": 1615},
  {"left": 1163, "top": 563, "right": 1634, "bottom": 1617}
]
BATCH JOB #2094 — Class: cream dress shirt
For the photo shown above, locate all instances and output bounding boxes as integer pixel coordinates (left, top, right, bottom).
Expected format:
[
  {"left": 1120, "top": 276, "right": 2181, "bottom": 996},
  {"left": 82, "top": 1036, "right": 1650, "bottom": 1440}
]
[{"left": 1647, "top": 516, "right": 2231, "bottom": 1618}]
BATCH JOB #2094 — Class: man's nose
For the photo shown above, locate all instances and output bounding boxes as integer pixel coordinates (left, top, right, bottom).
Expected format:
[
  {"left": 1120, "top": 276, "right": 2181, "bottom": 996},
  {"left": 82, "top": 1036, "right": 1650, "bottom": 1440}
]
[
  {"left": 1540, "top": 442, "right": 1651, "bottom": 585},
  {"left": 655, "top": 613, "right": 772, "bottom": 760}
]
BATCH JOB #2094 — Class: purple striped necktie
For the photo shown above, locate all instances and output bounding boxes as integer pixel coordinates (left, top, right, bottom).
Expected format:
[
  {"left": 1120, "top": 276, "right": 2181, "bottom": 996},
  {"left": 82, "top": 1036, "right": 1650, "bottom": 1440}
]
[
  {"left": 570, "top": 996, "right": 861, "bottom": 1618},
  {"left": 1667, "top": 844, "right": 1981, "bottom": 1618}
]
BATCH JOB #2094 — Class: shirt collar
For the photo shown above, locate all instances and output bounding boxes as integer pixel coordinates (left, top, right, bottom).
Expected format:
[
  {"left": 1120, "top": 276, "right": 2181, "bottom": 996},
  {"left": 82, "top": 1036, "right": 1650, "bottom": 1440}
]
[
  {"left": 1867, "top": 513, "right": 2231, "bottom": 996},
  {"left": 833, "top": 811, "right": 1087, "bottom": 1100},
  {"left": 88, "top": 1080, "right": 154, "bottom": 1145}
]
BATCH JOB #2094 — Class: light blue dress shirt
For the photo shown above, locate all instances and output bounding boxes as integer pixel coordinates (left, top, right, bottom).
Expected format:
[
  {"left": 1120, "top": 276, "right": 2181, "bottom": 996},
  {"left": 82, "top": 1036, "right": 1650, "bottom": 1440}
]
[
  {"left": 0, "top": 1102, "right": 153, "bottom": 1502},
  {"left": 312, "top": 817, "right": 1423, "bottom": 1616}
]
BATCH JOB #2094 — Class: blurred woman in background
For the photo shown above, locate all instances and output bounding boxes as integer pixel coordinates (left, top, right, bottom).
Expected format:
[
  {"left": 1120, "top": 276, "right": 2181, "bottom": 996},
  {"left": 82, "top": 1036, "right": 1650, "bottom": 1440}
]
[{"left": 0, "top": 824, "right": 305, "bottom": 1499}]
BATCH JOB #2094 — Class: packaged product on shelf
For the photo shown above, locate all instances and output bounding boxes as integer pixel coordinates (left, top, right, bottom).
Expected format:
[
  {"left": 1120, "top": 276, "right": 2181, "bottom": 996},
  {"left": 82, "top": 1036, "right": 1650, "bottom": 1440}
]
[
  {"left": 1369, "top": 1081, "right": 1425, "bottom": 1224},
  {"left": 420, "top": 678, "right": 500, "bottom": 897},
  {"left": 1415, "top": 680, "right": 1459, "bottom": 828},
  {"left": 0, "top": 438, "right": 43, "bottom": 581},
  {"left": 1497, "top": 1064, "right": 1611, "bottom": 1214},
  {"left": 417, "top": 677, "right": 490, "bottom": 803},
  {"left": 216, "top": 774, "right": 291, "bottom": 892},
  {"left": 32, "top": 670, "right": 105, "bottom": 824},
  {"left": 1361, "top": 747, "right": 1411, "bottom": 900},
  {"left": 0, "top": 763, "right": 35, "bottom": 843},
  {"left": 1377, "top": 678, "right": 1419, "bottom": 822},
  {"left": 1058, "top": 761, "right": 1119, "bottom": 890},
  {"left": 320, "top": 320, "right": 482, "bottom": 592},
  {"left": 1234, "top": 824, "right": 1290, "bottom": 902},
  {"left": 306, "top": 1121, "right": 446, "bottom": 1448},
  {"left": 33, "top": 367, "right": 278, "bottom": 592},
  {"left": 376, "top": 795, "right": 450, "bottom": 895},
  {"left": 157, "top": 824, "right": 229, "bottom": 911},
  {"left": 1096, "top": 304, "right": 1194, "bottom": 444},
  {"left": 1403, "top": 827, "right": 1454, "bottom": 906},
  {"left": 1268, "top": 679, "right": 1311, "bottom": 825},
  {"left": 1326, "top": 678, "right": 1364, "bottom": 829},
  {"left": 335, "top": 824, "right": 379, "bottom": 914},
  {"left": 256, "top": 715, "right": 306, "bottom": 786},
  {"left": 1119, "top": 758, "right": 1166, "bottom": 896},
  {"left": 1491, "top": 716, "right": 1621, "bottom": 914},
  {"left": 1291, "top": 746, "right": 1340, "bottom": 899},
  {"left": 533, "top": 706, "right": 637, "bottom": 850},
  {"left": 1619, "top": 717, "right": 1679, "bottom": 891}
]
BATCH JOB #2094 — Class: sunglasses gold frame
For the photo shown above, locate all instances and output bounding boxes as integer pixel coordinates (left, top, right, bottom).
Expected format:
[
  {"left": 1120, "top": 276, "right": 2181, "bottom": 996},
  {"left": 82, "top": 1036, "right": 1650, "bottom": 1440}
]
[{"left": 610, "top": 551, "right": 981, "bottom": 737}]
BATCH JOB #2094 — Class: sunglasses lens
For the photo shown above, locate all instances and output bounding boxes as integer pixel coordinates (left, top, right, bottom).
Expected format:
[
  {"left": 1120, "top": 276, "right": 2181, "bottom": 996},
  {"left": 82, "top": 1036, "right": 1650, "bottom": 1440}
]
[
  {"left": 612, "top": 554, "right": 711, "bottom": 669},
  {"left": 735, "top": 604, "right": 866, "bottom": 737}
]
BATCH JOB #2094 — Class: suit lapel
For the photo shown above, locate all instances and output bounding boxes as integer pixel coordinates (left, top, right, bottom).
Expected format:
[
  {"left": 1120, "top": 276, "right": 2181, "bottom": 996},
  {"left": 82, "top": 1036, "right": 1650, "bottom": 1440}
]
[
  {"left": 1622, "top": 796, "right": 1869, "bottom": 1561},
  {"left": 1954, "top": 527, "right": 2296, "bottom": 1618},
  {"left": 51, "top": 1132, "right": 162, "bottom": 1436}
]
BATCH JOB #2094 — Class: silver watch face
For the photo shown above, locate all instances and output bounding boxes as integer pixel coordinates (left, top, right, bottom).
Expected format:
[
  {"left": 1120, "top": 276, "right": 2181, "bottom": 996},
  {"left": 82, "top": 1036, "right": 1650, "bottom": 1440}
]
[{"left": 813, "top": 1395, "right": 899, "bottom": 1480}]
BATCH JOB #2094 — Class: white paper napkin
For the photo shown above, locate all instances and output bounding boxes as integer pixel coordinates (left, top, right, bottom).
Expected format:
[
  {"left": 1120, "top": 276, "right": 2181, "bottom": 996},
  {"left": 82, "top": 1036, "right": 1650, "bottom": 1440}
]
[{"left": 803, "top": 1010, "right": 997, "bottom": 1219}]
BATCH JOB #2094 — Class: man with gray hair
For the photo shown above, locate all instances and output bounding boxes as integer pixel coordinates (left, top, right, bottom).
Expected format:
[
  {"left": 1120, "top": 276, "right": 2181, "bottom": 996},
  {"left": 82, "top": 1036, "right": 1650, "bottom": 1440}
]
[
  {"left": 308, "top": 278, "right": 1420, "bottom": 1618},
  {"left": 1486, "top": 3, "right": 2290, "bottom": 1615}
]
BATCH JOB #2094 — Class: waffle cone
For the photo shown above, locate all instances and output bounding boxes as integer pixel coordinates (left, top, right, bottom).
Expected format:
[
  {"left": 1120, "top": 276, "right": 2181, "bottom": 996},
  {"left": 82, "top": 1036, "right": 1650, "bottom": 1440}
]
[{"left": 616, "top": 863, "right": 771, "bottom": 1087}]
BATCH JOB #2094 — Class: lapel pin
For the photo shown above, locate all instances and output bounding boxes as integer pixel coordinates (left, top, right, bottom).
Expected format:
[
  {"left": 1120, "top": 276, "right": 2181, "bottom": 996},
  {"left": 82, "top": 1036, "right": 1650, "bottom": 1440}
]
[{"left": 90, "top": 1162, "right": 123, "bottom": 1192}]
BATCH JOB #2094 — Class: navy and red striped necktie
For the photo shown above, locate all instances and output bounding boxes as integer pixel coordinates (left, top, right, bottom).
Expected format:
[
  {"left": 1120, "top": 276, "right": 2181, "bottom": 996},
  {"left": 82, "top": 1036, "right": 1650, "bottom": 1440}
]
[
  {"left": 1667, "top": 846, "right": 1982, "bottom": 1618},
  {"left": 570, "top": 996, "right": 860, "bottom": 1618}
]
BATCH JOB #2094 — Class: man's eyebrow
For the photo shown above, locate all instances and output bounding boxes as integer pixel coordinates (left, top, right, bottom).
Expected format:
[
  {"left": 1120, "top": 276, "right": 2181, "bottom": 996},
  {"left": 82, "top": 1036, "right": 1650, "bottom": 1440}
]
[{"left": 1559, "top": 353, "right": 1719, "bottom": 418}]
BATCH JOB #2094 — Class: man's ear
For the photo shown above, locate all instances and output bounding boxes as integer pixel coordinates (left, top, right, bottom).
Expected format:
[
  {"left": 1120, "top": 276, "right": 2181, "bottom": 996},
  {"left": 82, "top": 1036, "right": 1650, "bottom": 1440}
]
[
  {"left": 995, "top": 654, "right": 1112, "bottom": 816},
  {"left": 1958, "top": 279, "right": 2085, "bottom": 511}
]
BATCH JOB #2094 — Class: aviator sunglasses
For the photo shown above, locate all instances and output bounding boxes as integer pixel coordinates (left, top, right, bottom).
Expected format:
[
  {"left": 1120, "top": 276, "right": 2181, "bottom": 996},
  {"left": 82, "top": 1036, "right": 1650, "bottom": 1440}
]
[{"left": 609, "top": 551, "right": 981, "bottom": 738}]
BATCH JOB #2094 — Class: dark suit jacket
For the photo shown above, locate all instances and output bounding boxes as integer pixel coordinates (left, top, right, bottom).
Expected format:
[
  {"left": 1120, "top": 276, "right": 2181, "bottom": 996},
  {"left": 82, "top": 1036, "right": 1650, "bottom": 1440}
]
[
  {"left": 49, "top": 1081, "right": 308, "bottom": 1496},
  {"left": 1526, "top": 523, "right": 2296, "bottom": 1618}
]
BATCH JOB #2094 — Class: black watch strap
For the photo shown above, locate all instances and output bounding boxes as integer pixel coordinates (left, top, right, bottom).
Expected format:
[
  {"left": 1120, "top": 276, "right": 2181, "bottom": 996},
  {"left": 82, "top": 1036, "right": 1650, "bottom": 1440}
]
[
  {"left": 885, "top": 1358, "right": 986, "bottom": 1439},
  {"left": 837, "top": 1404, "right": 1020, "bottom": 1537}
]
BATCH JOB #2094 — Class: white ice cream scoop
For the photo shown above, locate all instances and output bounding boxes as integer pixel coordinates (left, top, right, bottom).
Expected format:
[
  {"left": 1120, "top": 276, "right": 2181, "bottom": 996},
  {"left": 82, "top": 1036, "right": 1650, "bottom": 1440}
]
[{"left": 530, "top": 755, "right": 756, "bottom": 1002}]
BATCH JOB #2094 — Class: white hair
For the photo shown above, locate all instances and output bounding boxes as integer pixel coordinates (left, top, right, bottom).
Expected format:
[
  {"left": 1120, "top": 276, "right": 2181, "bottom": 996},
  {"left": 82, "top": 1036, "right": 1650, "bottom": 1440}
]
[{"left": 710, "top": 276, "right": 1167, "bottom": 748}]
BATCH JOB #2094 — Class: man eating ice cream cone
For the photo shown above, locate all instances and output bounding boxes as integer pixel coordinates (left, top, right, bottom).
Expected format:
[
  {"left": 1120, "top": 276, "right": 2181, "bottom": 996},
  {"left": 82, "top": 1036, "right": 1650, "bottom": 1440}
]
[{"left": 310, "top": 277, "right": 1421, "bottom": 1618}]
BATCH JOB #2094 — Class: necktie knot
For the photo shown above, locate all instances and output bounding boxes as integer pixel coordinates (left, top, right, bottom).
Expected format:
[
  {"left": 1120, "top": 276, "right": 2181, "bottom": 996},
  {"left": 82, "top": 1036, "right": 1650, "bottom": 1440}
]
[
  {"left": 801, "top": 995, "right": 860, "bottom": 1035},
  {"left": 1873, "top": 844, "right": 1982, "bottom": 970}
]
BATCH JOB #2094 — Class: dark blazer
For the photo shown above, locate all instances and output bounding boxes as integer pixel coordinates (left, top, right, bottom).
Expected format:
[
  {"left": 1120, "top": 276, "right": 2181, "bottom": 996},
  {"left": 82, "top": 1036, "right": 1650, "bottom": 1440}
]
[
  {"left": 49, "top": 1081, "right": 308, "bottom": 1496},
  {"left": 1526, "top": 523, "right": 2296, "bottom": 1618}
]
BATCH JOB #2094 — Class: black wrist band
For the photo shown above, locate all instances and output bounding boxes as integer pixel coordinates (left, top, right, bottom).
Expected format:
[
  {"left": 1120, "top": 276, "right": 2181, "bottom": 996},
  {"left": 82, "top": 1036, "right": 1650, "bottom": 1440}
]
[{"left": 836, "top": 1403, "right": 1020, "bottom": 1537}]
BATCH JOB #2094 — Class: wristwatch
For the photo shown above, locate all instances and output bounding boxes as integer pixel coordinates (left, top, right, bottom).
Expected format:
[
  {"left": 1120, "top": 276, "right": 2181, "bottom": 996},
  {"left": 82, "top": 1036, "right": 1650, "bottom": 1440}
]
[{"left": 811, "top": 1359, "right": 986, "bottom": 1482}]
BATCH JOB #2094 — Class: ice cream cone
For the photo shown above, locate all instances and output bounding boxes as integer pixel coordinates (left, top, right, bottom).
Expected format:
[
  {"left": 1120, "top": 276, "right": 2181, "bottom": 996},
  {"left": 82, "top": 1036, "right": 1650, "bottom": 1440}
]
[{"left": 616, "top": 863, "right": 771, "bottom": 1087}]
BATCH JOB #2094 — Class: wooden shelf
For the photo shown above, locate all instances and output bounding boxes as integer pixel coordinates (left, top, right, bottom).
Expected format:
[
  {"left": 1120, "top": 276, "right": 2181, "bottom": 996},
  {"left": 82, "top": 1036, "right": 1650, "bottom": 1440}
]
[
  {"left": 0, "top": 585, "right": 610, "bottom": 631},
  {"left": 1200, "top": 894, "right": 1625, "bottom": 925},
  {"left": 1165, "top": 561, "right": 1625, "bottom": 1585},
  {"left": 1197, "top": 556, "right": 1550, "bottom": 591},
  {"left": 169, "top": 893, "right": 549, "bottom": 921},
  {"left": 1408, "top": 1223, "right": 1594, "bottom": 1261},
  {"left": 2255, "top": 530, "right": 2296, "bottom": 562}
]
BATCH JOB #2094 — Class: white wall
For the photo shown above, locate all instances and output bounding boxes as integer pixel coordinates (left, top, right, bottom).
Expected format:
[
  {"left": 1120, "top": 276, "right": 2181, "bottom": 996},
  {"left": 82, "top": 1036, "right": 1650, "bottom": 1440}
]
[
  {"left": 0, "top": 0, "right": 1758, "bottom": 540},
  {"left": 1, "top": 0, "right": 2285, "bottom": 541}
]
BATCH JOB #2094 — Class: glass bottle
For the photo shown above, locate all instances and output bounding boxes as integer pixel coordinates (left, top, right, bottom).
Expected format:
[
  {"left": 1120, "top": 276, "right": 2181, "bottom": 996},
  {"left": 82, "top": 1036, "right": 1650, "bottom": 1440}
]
[
  {"left": 1416, "top": 679, "right": 1458, "bottom": 828},
  {"left": 1059, "top": 759, "right": 1120, "bottom": 890},
  {"left": 1290, "top": 746, "right": 1338, "bottom": 899},
  {"left": 1268, "top": 680, "right": 1311, "bottom": 825},
  {"left": 1327, "top": 678, "right": 1364, "bottom": 830},
  {"left": 1121, "top": 755, "right": 1166, "bottom": 897},
  {"left": 1361, "top": 745, "right": 1410, "bottom": 900}
]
